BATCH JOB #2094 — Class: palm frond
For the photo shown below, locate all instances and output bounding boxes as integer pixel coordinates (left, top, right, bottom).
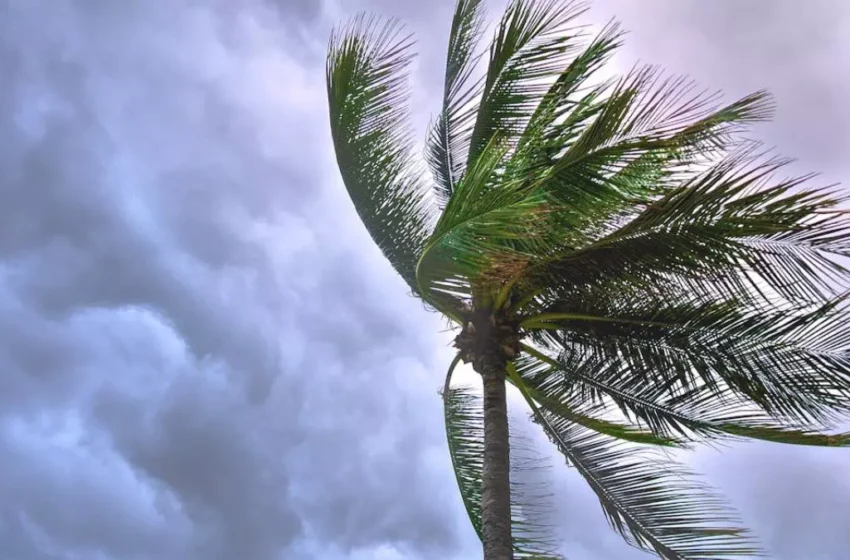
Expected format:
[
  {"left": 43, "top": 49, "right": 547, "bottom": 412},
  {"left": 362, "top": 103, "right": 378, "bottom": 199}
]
[
  {"left": 327, "top": 15, "right": 434, "bottom": 294},
  {"left": 508, "top": 362, "right": 763, "bottom": 559},
  {"left": 427, "top": 0, "right": 488, "bottom": 204},
  {"left": 518, "top": 345, "right": 850, "bottom": 448},
  {"left": 466, "top": 0, "right": 590, "bottom": 167},
  {"left": 508, "top": 20, "right": 624, "bottom": 179},
  {"left": 507, "top": 366, "right": 684, "bottom": 447},
  {"left": 511, "top": 75, "right": 774, "bottom": 254},
  {"left": 525, "top": 145, "right": 850, "bottom": 310},
  {"left": 442, "top": 357, "right": 563, "bottom": 558},
  {"left": 521, "top": 289, "right": 850, "bottom": 426}
]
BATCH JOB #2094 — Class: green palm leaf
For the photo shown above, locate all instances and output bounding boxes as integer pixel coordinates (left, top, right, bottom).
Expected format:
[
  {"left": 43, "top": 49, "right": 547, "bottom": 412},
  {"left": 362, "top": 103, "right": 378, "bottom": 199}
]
[
  {"left": 327, "top": 15, "right": 434, "bottom": 294},
  {"left": 507, "top": 76, "right": 774, "bottom": 257},
  {"left": 509, "top": 361, "right": 763, "bottom": 559},
  {"left": 518, "top": 345, "right": 850, "bottom": 447},
  {"left": 467, "top": 0, "right": 590, "bottom": 167},
  {"left": 443, "top": 357, "right": 563, "bottom": 559},
  {"left": 526, "top": 145, "right": 850, "bottom": 307},
  {"left": 507, "top": 363, "right": 684, "bottom": 447},
  {"left": 426, "top": 0, "right": 487, "bottom": 204},
  {"left": 521, "top": 292, "right": 850, "bottom": 426}
]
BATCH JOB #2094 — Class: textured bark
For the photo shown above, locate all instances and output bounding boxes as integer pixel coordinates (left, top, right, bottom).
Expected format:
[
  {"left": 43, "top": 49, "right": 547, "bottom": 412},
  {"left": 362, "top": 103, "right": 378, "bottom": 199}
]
[{"left": 481, "top": 364, "right": 513, "bottom": 560}]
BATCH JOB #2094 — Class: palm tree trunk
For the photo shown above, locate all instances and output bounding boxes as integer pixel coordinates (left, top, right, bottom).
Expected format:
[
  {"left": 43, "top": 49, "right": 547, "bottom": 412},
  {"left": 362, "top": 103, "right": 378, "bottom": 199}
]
[{"left": 481, "top": 364, "right": 513, "bottom": 560}]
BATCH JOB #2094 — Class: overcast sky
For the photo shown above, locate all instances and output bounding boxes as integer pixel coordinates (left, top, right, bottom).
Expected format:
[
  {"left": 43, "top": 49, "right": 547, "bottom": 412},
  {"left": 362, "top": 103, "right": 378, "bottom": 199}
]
[{"left": 1, "top": 1, "right": 848, "bottom": 559}]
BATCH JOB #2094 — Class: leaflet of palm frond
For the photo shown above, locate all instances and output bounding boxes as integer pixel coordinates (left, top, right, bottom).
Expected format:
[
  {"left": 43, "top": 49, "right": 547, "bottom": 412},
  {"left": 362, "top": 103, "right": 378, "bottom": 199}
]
[{"left": 327, "top": 15, "right": 435, "bottom": 295}]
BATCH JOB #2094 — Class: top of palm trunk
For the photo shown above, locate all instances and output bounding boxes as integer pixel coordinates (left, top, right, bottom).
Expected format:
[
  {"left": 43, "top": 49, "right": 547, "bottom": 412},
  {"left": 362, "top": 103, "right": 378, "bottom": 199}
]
[{"left": 453, "top": 307, "right": 523, "bottom": 374}]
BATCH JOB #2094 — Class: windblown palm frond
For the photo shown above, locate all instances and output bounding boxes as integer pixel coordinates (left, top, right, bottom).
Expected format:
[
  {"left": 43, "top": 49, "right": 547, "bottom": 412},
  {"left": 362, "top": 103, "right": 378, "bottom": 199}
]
[
  {"left": 443, "top": 358, "right": 562, "bottom": 558},
  {"left": 520, "top": 290, "right": 850, "bottom": 427},
  {"left": 516, "top": 344, "right": 850, "bottom": 448},
  {"left": 326, "top": 1, "right": 850, "bottom": 558},
  {"left": 509, "top": 361, "right": 763, "bottom": 559},
  {"left": 327, "top": 15, "right": 434, "bottom": 294},
  {"left": 426, "top": 0, "right": 487, "bottom": 204},
  {"left": 466, "top": 0, "right": 591, "bottom": 165},
  {"left": 523, "top": 145, "right": 850, "bottom": 308}
]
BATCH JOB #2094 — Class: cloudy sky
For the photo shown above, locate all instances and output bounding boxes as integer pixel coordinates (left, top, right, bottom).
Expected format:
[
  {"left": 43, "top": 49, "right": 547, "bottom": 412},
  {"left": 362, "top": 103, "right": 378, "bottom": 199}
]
[{"left": 1, "top": 1, "right": 848, "bottom": 559}]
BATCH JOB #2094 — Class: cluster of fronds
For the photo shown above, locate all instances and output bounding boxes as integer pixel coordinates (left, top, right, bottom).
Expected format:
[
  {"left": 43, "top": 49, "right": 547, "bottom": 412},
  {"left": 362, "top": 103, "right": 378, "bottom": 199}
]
[{"left": 327, "top": 1, "right": 850, "bottom": 558}]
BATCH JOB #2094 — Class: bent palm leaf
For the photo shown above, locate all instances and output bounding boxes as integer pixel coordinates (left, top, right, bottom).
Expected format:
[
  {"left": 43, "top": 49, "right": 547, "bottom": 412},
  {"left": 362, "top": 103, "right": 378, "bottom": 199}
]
[
  {"left": 517, "top": 345, "right": 850, "bottom": 448},
  {"left": 327, "top": 16, "right": 434, "bottom": 294},
  {"left": 521, "top": 290, "right": 850, "bottom": 425},
  {"left": 444, "top": 358, "right": 562, "bottom": 558},
  {"left": 510, "top": 360, "right": 762, "bottom": 559},
  {"left": 427, "top": 0, "right": 487, "bottom": 204}
]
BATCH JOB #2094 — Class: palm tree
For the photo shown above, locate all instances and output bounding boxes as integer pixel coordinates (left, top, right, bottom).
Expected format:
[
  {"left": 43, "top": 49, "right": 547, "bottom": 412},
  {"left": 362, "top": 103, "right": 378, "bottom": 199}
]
[{"left": 325, "top": 1, "right": 850, "bottom": 558}]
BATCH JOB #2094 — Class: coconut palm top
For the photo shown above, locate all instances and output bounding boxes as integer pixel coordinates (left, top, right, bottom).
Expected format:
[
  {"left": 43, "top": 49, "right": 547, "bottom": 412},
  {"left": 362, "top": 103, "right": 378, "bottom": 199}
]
[{"left": 326, "top": 1, "right": 850, "bottom": 558}]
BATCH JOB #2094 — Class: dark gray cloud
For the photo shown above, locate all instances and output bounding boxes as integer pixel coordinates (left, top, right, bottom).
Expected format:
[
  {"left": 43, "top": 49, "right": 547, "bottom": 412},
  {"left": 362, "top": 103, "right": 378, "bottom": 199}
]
[
  {"left": 1, "top": 0, "right": 848, "bottom": 559},
  {"left": 0, "top": 0, "right": 470, "bottom": 558}
]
